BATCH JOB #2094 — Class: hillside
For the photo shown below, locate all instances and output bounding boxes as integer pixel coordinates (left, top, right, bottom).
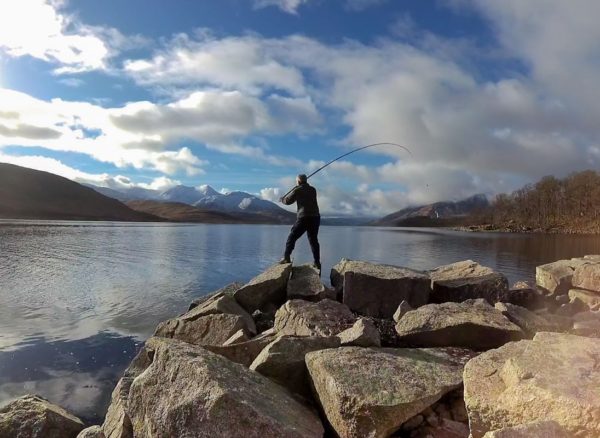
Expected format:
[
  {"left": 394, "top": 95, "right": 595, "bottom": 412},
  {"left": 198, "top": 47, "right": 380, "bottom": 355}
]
[
  {"left": 0, "top": 163, "right": 159, "bottom": 221},
  {"left": 372, "top": 194, "right": 489, "bottom": 227},
  {"left": 126, "top": 200, "right": 265, "bottom": 224}
]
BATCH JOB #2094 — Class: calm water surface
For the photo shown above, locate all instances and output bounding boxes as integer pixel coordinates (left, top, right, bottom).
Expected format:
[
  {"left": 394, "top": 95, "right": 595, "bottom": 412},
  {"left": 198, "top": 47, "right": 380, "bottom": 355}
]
[{"left": 1, "top": 220, "right": 600, "bottom": 423}]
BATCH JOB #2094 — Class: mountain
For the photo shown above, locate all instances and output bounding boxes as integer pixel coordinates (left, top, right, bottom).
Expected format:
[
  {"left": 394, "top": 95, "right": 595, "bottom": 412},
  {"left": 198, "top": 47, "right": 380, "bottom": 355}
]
[
  {"left": 159, "top": 185, "right": 216, "bottom": 204},
  {"left": 372, "top": 194, "right": 489, "bottom": 227},
  {"left": 0, "top": 163, "right": 160, "bottom": 221},
  {"left": 84, "top": 184, "right": 159, "bottom": 202}
]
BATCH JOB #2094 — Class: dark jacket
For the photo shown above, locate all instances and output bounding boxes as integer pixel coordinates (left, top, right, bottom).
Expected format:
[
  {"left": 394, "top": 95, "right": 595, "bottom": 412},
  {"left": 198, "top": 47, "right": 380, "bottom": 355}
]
[{"left": 282, "top": 183, "right": 320, "bottom": 218}]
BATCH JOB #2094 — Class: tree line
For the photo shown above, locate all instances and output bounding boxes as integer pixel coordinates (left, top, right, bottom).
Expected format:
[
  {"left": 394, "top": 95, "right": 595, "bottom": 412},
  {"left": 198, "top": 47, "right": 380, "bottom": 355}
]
[{"left": 470, "top": 170, "right": 600, "bottom": 233}]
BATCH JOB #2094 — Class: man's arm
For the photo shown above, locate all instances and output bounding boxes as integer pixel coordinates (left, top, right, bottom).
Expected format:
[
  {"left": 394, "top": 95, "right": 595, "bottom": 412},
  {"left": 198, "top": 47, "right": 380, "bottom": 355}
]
[{"left": 280, "top": 187, "right": 298, "bottom": 205}]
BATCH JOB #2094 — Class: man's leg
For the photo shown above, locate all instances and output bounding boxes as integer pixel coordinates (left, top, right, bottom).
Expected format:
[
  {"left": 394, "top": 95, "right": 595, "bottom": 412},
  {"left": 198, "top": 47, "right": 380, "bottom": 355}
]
[
  {"left": 306, "top": 216, "right": 321, "bottom": 269},
  {"left": 283, "top": 218, "right": 307, "bottom": 261}
]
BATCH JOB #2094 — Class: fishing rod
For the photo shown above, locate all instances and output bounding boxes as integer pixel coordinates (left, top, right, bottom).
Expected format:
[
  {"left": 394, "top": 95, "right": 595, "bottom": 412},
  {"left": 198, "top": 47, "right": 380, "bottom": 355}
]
[{"left": 280, "top": 142, "right": 413, "bottom": 200}]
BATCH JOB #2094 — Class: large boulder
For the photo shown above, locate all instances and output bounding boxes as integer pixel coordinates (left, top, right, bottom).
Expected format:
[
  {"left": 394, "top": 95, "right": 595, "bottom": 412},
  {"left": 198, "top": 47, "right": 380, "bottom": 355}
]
[
  {"left": 395, "top": 299, "right": 524, "bottom": 349},
  {"left": 234, "top": 263, "right": 292, "bottom": 313},
  {"left": 429, "top": 260, "right": 509, "bottom": 304},
  {"left": 494, "top": 302, "right": 562, "bottom": 337},
  {"left": 464, "top": 332, "right": 600, "bottom": 437},
  {"left": 274, "top": 299, "right": 356, "bottom": 337},
  {"left": 536, "top": 258, "right": 590, "bottom": 296},
  {"left": 77, "top": 426, "right": 105, "bottom": 438},
  {"left": 331, "top": 259, "right": 430, "bottom": 318},
  {"left": 203, "top": 331, "right": 278, "bottom": 367},
  {"left": 337, "top": 317, "right": 381, "bottom": 347},
  {"left": 186, "top": 291, "right": 256, "bottom": 333},
  {"left": 573, "top": 262, "right": 600, "bottom": 293},
  {"left": 287, "top": 264, "right": 333, "bottom": 301},
  {"left": 127, "top": 337, "right": 324, "bottom": 438},
  {"left": 0, "top": 394, "right": 85, "bottom": 438},
  {"left": 188, "top": 282, "right": 242, "bottom": 310},
  {"left": 250, "top": 335, "right": 340, "bottom": 397},
  {"left": 571, "top": 310, "right": 600, "bottom": 338},
  {"left": 482, "top": 421, "right": 569, "bottom": 438},
  {"left": 305, "top": 347, "right": 475, "bottom": 438},
  {"left": 154, "top": 313, "right": 251, "bottom": 346},
  {"left": 569, "top": 288, "right": 600, "bottom": 310}
]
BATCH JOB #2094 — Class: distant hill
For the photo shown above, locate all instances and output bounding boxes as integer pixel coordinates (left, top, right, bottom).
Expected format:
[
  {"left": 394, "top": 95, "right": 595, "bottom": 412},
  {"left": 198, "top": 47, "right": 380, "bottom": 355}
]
[
  {"left": 125, "top": 200, "right": 276, "bottom": 224},
  {"left": 0, "top": 163, "right": 159, "bottom": 221},
  {"left": 372, "top": 194, "right": 489, "bottom": 227}
]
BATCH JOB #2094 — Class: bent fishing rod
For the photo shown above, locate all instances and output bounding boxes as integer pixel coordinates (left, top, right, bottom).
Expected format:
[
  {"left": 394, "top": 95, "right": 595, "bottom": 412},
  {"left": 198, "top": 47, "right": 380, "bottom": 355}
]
[{"left": 280, "top": 142, "right": 413, "bottom": 200}]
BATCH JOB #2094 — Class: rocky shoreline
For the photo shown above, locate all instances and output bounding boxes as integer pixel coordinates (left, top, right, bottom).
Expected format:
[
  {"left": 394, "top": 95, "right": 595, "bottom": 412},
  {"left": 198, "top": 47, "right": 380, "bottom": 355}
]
[{"left": 2, "top": 257, "right": 600, "bottom": 437}]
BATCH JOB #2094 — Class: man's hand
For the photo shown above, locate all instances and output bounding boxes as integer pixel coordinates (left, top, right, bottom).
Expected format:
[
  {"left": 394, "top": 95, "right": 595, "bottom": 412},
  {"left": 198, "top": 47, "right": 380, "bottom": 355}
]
[{"left": 279, "top": 197, "right": 285, "bottom": 203}]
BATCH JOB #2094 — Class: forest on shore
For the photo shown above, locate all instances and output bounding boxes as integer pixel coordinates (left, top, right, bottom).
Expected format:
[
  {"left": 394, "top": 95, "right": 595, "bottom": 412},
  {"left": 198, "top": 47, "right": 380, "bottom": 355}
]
[{"left": 464, "top": 170, "right": 600, "bottom": 234}]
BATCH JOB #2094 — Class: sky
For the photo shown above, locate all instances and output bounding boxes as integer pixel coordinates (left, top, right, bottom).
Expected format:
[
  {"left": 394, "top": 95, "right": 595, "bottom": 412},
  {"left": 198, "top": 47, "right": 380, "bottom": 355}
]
[{"left": 1, "top": 0, "right": 599, "bottom": 216}]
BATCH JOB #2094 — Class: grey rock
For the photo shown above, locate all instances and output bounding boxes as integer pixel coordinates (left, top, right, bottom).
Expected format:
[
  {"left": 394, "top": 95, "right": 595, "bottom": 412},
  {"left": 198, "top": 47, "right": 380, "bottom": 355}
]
[
  {"left": 274, "top": 299, "right": 356, "bottom": 337},
  {"left": 203, "top": 331, "right": 278, "bottom": 367},
  {"left": 536, "top": 258, "right": 590, "bottom": 296},
  {"left": 494, "top": 302, "right": 562, "bottom": 337},
  {"left": 482, "top": 421, "right": 569, "bottom": 438},
  {"left": 429, "top": 260, "right": 509, "bottom": 304},
  {"left": 127, "top": 337, "right": 324, "bottom": 438},
  {"left": 464, "top": 332, "right": 600, "bottom": 437},
  {"left": 306, "top": 347, "right": 475, "bottom": 438},
  {"left": 393, "top": 300, "right": 413, "bottom": 323},
  {"left": 337, "top": 317, "right": 381, "bottom": 347},
  {"left": 569, "top": 288, "right": 600, "bottom": 310},
  {"left": 395, "top": 299, "right": 524, "bottom": 349},
  {"left": 287, "top": 264, "right": 329, "bottom": 301},
  {"left": 154, "top": 313, "right": 250, "bottom": 346},
  {"left": 506, "top": 281, "right": 546, "bottom": 309},
  {"left": 77, "top": 426, "right": 105, "bottom": 438},
  {"left": 222, "top": 329, "right": 251, "bottom": 345},
  {"left": 250, "top": 335, "right": 340, "bottom": 397},
  {"left": 188, "top": 282, "right": 242, "bottom": 310},
  {"left": 234, "top": 263, "right": 292, "bottom": 313},
  {"left": 573, "top": 261, "right": 600, "bottom": 293},
  {"left": 571, "top": 311, "right": 600, "bottom": 337},
  {"left": 331, "top": 259, "right": 430, "bottom": 318},
  {"left": 419, "top": 418, "right": 470, "bottom": 438},
  {"left": 0, "top": 395, "right": 85, "bottom": 438}
]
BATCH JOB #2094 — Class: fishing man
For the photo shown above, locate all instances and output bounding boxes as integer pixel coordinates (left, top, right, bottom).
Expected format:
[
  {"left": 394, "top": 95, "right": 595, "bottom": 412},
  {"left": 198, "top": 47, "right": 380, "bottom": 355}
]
[{"left": 279, "top": 174, "right": 321, "bottom": 272}]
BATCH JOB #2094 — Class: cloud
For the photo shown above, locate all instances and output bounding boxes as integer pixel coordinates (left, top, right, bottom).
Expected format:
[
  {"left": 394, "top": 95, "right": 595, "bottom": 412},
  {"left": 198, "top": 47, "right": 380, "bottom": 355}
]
[
  {"left": 253, "top": 0, "right": 308, "bottom": 14},
  {"left": 345, "top": 0, "right": 388, "bottom": 11}
]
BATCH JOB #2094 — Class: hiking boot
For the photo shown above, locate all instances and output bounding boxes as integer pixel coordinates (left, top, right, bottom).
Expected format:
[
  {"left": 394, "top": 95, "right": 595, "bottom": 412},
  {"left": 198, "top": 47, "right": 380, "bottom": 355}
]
[
  {"left": 312, "top": 261, "right": 321, "bottom": 275},
  {"left": 278, "top": 257, "right": 291, "bottom": 264}
]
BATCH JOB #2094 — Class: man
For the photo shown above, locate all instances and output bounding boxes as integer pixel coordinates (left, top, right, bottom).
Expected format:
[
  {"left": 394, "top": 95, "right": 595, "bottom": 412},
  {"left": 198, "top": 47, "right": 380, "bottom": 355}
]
[{"left": 279, "top": 174, "right": 321, "bottom": 272}]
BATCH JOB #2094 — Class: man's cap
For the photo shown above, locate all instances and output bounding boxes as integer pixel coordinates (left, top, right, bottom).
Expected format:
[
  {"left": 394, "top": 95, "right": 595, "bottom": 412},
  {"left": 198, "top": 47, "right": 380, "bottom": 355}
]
[{"left": 297, "top": 174, "right": 308, "bottom": 183}]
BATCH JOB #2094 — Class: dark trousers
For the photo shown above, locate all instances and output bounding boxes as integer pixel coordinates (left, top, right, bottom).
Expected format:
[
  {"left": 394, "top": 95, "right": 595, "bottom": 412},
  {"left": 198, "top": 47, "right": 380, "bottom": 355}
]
[{"left": 284, "top": 216, "right": 320, "bottom": 263}]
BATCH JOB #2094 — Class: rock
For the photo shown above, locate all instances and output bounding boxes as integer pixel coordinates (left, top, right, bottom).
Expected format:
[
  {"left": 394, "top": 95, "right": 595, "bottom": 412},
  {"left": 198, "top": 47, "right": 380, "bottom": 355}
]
[
  {"left": 77, "top": 426, "right": 105, "bottom": 438},
  {"left": 250, "top": 335, "right": 340, "bottom": 397},
  {"left": 306, "top": 347, "right": 475, "bottom": 438},
  {"left": 331, "top": 259, "right": 430, "bottom": 318},
  {"left": 401, "top": 414, "right": 424, "bottom": 431},
  {"left": 482, "top": 421, "right": 569, "bottom": 438},
  {"left": 154, "top": 313, "right": 250, "bottom": 346},
  {"left": 429, "top": 260, "right": 509, "bottom": 304},
  {"left": 223, "top": 329, "right": 251, "bottom": 345},
  {"left": 287, "top": 264, "right": 330, "bottom": 301},
  {"left": 252, "top": 307, "right": 276, "bottom": 333},
  {"left": 395, "top": 299, "right": 523, "bottom": 349},
  {"left": 573, "top": 261, "right": 600, "bottom": 292},
  {"left": 569, "top": 288, "right": 600, "bottom": 310},
  {"left": 274, "top": 299, "right": 356, "bottom": 337},
  {"left": 127, "top": 337, "right": 324, "bottom": 438},
  {"left": 463, "top": 332, "right": 600, "bottom": 437},
  {"left": 188, "top": 282, "right": 242, "bottom": 310},
  {"left": 189, "top": 291, "right": 256, "bottom": 333},
  {"left": 0, "top": 394, "right": 85, "bottom": 438},
  {"left": 506, "top": 281, "right": 546, "bottom": 309},
  {"left": 536, "top": 258, "right": 590, "bottom": 296},
  {"left": 418, "top": 418, "right": 470, "bottom": 438},
  {"left": 494, "top": 302, "right": 561, "bottom": 337},
  {"left": 571, "top": 311, "right": 600, "bottom": 337},
  {"left": 234, "top": 263, "right": 292, "bottom": 313},
  {"left": 393, "top": 300, "right": 413, "bottom": 323},
  {"left": 337, "top": 317, "right": 381, "bottom": 347},
  {"left": 203, "top": 331, "right": 278, "bottom": 367},
  {"left": 554, "top": 298, "right": 588, "bottom": 317}
]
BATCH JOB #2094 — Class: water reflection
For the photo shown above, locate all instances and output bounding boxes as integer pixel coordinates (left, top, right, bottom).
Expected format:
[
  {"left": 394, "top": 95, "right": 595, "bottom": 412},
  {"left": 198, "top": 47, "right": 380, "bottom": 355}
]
[{"left": 1, "top": 220, "right": 600, "bottom": 423}]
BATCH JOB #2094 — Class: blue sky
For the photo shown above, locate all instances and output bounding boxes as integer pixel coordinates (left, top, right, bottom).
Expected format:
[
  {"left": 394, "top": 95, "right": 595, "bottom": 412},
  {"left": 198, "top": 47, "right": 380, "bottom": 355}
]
[{"left": 1, "top": 0, "right": 599, "bottom": 215}]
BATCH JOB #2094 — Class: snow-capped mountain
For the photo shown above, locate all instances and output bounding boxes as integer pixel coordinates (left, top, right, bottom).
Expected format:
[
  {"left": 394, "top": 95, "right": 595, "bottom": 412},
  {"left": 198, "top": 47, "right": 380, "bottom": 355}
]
[
  {"left": 159, "top": 185, "right": 220, "bottom": 204},
  {"left": 194, "top": 191, "right": 285, "bottom": 214}
]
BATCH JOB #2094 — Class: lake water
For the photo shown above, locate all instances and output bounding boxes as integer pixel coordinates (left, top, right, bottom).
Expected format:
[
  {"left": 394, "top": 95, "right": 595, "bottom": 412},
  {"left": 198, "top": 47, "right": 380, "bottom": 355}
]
[{"left": 1, "top": 220, "right": 600, "bottom": 423}]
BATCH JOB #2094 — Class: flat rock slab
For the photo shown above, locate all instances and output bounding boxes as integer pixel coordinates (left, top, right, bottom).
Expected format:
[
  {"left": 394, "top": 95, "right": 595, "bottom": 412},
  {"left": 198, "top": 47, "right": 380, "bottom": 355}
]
[
  {"left": 494, "top": 302, "right": 562, "bottom": 337},
  {"left": 395, "top": 299, "right": 524, "bottom": 349},
  {"left": 188, "top": 282, "right": 242, "bottom": 310},
  {"left": 536, "top": 258, "right": 591, "bottom": 296},
  {"left": 154, "top": 312, "right": 249, "bottom": 346},
  {"left": 464, "top": 332, "right": 600, "bottom": 437},
  {"left": 234, "top": 263, "right": 292, "bottom": 313},
  {"left": 287, "top": 264, "right": 329, "bottom": 301},
  {"left": 337, "top": 317, "right": 381, "bottom": 347},
  {"left": 331, "top": 259, "right": 430, "bottom": 318},
  {"left": 429, "top": 260, "right": 509, "bottom": 304},
  {"left": 274, "top": 299, "right": 356, "bottom": 337},
  {"left": 0, "top": 394, "right": 85, "bottom": 438},
  {"left": 250, "top": 335, "right": 340, "bottom": 397},
  {"left": 126, "top": 337, "right": 324, "bottom": 438},
  {"left": 482, "top": 420, "right": 569, "bottom": 438},
  {"left": 573, "top": 262, "right": 600, "bottom": 293},
  {"left": 184, "top": 292, "right": 256, "bottom": 333},
  {"left": 203, "top": 332, "right": 278, "bottom": 367},
  {"left": 305, "top": 347, "right": 475, "bottom": 438}
]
